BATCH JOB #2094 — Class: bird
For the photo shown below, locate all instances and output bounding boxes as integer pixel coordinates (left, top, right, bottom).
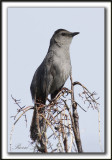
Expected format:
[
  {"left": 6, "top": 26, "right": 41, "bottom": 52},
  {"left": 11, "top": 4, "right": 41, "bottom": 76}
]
[{"left": 30, "top": 29, "right": 79, "bottom": 147}]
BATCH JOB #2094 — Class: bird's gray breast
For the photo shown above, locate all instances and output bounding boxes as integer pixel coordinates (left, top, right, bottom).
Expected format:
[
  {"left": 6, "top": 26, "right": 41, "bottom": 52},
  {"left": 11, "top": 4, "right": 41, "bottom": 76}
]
[{"left": 50, "top": 50, "right": 71, "bottom": 93}]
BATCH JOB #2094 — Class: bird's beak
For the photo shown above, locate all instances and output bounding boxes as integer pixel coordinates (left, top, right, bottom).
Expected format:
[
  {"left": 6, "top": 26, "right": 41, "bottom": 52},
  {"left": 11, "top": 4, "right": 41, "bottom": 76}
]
[{"left": 71, "top": 32, "right": 80, "bottom": 37}]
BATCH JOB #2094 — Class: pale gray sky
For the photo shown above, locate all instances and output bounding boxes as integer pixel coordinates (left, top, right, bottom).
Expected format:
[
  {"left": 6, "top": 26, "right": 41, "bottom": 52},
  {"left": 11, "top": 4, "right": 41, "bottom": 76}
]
[{"left": 8, "top": 7, "right": 104, "bottom": 153}]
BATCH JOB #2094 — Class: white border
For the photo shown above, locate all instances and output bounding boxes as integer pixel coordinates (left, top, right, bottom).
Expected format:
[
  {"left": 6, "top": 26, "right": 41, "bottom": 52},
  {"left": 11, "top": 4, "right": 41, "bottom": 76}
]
[{"left": 2, "top": 2, "right": 111, "bottom": 159}]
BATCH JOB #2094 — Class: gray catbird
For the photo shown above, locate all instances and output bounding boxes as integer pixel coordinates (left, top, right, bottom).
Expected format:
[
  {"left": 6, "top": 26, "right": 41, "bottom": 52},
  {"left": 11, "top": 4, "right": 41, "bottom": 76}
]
[{"left": 30, "top": 29, "right": 79, "bottom": 144}]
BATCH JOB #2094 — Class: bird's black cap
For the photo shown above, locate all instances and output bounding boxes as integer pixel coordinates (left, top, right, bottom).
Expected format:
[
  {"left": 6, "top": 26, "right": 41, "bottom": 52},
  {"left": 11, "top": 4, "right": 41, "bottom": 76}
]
[
  {"left": 54, "top": 29, "right": 80, "bottom": 37},
  {"left": 54, "top": 29, "right": 68, "bottom": 35}
]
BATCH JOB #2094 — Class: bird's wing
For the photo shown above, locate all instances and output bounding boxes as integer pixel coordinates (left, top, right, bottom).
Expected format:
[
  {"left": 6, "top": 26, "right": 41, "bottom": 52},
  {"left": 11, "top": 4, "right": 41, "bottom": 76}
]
[
  {"left": 40, "top": 50, "right": 55, "bottom": 98},
  {"left": 30, "top": 50, "right": 56, "bottom": 101}
]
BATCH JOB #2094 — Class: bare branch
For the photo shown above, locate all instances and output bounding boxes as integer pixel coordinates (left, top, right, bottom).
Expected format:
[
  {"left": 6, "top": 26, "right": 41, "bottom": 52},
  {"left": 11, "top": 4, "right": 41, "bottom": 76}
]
[{"left": 10, "top": 78, "right": 100, "bottom": 153}]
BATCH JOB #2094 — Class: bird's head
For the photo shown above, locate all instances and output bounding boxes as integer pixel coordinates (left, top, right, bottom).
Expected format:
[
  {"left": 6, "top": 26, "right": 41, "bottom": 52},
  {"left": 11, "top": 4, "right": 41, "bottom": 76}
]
[{"left": 51, "top": 29, "right": 79, "bottom": 46}]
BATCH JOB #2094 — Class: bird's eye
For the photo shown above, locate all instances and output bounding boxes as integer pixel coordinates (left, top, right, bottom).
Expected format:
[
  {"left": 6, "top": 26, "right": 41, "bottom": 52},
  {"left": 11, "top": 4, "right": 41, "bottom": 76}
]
[{"left": 61, "top": 33, "right": 66, "bottom": 36}]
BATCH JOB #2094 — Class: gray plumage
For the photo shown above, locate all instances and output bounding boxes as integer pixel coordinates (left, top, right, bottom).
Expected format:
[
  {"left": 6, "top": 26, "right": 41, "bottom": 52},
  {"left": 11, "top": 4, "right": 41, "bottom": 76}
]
[{"left": 30, "top": 29, "right": 79, "bottom": 143}]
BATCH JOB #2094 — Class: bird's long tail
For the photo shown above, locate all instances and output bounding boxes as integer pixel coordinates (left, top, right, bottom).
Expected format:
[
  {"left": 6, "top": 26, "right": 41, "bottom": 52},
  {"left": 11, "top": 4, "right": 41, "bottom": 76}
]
[{"left": 30, "top": 105, "right": 46, "bottom": 146}]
